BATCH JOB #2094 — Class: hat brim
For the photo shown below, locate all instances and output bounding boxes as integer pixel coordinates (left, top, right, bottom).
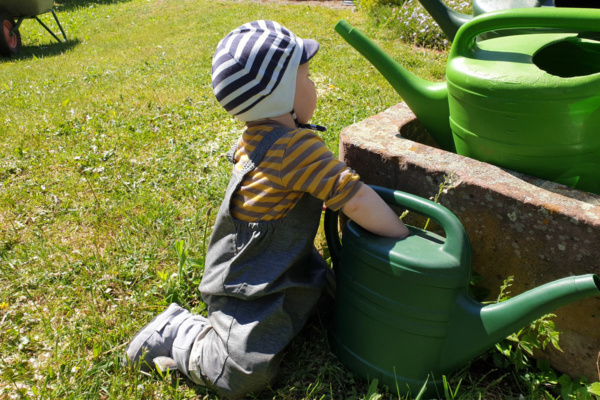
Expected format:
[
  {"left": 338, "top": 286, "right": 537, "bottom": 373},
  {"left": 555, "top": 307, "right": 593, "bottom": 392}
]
[{"left": 301, "top": 39, "right": 319, "bottom": 64}]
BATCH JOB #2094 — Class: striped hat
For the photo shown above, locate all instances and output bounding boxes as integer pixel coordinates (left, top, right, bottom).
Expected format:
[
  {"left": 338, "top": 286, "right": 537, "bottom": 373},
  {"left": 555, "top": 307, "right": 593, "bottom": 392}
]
[{"left": 212, "top": 20, "right": 319, "bottom": 122}]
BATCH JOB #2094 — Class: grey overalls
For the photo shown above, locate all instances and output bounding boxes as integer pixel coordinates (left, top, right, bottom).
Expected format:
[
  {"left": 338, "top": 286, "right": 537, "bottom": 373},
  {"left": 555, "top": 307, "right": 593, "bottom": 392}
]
[{"left": 185, "top": 125, "right": 329, "bottom": 399}]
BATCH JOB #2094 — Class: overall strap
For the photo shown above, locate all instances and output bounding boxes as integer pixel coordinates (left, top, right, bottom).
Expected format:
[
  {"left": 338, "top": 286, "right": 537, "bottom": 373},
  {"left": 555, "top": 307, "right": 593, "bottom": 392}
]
[
  {"left": 223, "top": 126, "right": 293, "bottom": 204},
  {"left": 234, "top": 126, "right": 292, "bottom": 181}
]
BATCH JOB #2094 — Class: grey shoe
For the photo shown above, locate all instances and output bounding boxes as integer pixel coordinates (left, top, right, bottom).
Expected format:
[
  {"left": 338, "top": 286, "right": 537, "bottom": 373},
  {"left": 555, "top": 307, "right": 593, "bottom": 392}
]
[{"left": 124, "top": 303, "right": 191, "bottom": 372}]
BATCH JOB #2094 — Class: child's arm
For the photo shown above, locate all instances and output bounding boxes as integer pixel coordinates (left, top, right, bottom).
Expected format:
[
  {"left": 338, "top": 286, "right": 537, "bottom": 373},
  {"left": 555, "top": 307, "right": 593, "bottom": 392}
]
[{"left": 341, "top": 185, "right": 410, "bottom": 239}]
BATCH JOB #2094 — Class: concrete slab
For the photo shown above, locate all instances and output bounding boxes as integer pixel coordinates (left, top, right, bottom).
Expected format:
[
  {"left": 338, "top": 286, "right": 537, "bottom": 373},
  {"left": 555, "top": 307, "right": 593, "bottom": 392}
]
[{"left": 339, "top": 101, "right": 600, "bottom": 381}]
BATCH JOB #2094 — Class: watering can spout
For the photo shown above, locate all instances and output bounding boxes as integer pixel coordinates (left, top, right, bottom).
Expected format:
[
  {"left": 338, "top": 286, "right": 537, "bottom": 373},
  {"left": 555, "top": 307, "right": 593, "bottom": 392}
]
[
  {"left": 415, "top": 0, "right": 471, "bottom": 41},
  {"left": 442, "top": 274, "right": 600, "bottom": 371},
  {"left": 334, "top": 20, "right": 455, "bottom": 152}
]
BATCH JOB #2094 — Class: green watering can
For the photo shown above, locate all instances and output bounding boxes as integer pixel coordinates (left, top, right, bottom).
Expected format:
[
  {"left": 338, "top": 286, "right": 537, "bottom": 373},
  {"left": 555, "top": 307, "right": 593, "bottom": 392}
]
[
  {"left": 325, "top": 185, "right": 600, "bottom": 395},
  {"left": 335, "top": 8, "right": 600, "bottom": 194},
  {"left": 415, "top": 0, "right": 595, "bottom": 41}
]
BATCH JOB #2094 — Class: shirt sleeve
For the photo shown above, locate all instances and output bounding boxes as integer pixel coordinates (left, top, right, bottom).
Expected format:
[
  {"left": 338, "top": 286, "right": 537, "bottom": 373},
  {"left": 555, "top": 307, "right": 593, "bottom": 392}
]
[{"left": 279, "top": 129, "right": 363, "bottom": 210}]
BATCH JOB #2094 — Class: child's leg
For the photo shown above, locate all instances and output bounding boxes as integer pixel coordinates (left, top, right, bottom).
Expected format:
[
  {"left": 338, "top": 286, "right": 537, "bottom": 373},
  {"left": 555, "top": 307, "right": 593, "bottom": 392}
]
[{"left": 186, "top": 286, "right": 323, "bottom": 399}]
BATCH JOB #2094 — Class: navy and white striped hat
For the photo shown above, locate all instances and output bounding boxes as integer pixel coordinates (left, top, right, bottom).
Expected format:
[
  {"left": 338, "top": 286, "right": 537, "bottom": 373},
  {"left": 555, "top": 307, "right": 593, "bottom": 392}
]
[{"left": 212, "top": 20, "right": 319, "bottom": 122}]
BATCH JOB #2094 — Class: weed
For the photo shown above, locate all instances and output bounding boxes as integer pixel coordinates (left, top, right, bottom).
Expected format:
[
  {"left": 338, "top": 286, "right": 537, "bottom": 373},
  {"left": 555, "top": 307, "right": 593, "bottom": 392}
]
[
  {"left": 423, "top": 173, "right": 456, "bottom": 229},
  {"left": 487, "top": 276, "right": 599, "bottom": 400}
]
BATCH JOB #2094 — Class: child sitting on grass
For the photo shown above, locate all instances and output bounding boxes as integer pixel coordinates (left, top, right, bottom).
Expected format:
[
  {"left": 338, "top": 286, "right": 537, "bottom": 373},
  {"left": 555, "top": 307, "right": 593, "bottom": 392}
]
[{"left": 124, "top": 20, "right": 409, "bottom": 399}]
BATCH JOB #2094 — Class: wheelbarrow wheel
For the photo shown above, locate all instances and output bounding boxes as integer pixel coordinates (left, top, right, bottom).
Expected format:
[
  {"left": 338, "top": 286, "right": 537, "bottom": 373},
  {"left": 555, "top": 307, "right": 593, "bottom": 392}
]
[{"left": 0, "top": 14, "right": 21, "bottom": 57}]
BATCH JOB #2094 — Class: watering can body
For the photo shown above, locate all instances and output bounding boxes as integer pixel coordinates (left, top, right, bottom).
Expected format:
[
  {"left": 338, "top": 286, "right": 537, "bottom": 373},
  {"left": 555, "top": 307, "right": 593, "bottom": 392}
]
[
  {"left": 325, "top": 185, "right": 600, "bottom": 395},
  {"left": 447, "top": 9, "right": 600, "bottom": 193},
  {"left": 473, "top": 0, "right": 550, "bottom": 16},
  {"left": 326, "top": 186, "right": 471, "bottom": 394}
]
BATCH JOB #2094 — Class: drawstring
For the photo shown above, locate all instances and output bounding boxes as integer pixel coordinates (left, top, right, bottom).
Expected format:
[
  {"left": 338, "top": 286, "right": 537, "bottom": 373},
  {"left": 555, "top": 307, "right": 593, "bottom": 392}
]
[{"left": 292, "top": 110, "right": 327, "bottom": 132}]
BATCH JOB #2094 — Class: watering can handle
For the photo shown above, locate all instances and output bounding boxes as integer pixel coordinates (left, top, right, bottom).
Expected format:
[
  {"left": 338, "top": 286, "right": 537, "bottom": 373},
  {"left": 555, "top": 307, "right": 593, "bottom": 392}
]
[
  {"left": 325, "top": 185, "right": 468, "bottom": 268},
  {"left": 453, "top": 7, "right": 600, "bottom": 57}
]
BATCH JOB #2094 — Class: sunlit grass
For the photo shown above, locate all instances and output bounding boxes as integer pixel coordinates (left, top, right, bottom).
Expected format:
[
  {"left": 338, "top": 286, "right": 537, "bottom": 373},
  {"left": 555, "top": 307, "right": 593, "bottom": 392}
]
[
  {"left": 0, "top": 0, "right": 448, "bottom": 398},
  {"left": 1, "top": 0, "right": 590, "bottom": 398}
]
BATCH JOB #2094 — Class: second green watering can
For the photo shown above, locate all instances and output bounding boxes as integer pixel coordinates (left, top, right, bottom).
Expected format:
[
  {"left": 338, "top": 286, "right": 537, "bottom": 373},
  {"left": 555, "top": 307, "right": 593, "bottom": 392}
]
[
  {"left": 325, "top": 185, "right": 600, "bottom": 395},
  {"left": 336, "top": 8, "right": 600, "bottom": 194}
]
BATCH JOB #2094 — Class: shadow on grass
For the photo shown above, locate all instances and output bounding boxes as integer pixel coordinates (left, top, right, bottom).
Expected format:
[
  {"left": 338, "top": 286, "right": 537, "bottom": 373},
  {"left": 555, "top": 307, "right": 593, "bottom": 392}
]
[
  {"left": 57, "top": 0, "right": 135, "bottom": 12},
  {"left": 0, "top": 38, "right": 80, "bottom": 62}
]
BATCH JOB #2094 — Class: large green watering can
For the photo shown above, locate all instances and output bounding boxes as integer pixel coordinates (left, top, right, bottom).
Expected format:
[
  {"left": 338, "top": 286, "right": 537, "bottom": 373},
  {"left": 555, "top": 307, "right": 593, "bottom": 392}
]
[
  {"left": 325, "top": 185, "right": 600, "bottom": 395},
  {"left": 415, "top": 0, "right": 595, "bottom": 41},
  {"left": 335, "top": 8, "right": 600, "bottom": 194}
]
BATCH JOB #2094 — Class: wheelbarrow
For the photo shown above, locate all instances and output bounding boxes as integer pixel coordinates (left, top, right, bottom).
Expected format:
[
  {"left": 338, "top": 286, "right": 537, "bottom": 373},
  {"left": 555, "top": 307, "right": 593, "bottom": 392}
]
[{"left": 0, "top": 0, "right": 67, "bottom": 57}]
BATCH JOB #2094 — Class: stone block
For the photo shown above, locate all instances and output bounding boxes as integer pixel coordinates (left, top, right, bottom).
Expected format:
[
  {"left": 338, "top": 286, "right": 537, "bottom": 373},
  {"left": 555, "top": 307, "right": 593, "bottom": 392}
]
[{"left": 339, "top": 101, "right": 600, "bottom": 381}]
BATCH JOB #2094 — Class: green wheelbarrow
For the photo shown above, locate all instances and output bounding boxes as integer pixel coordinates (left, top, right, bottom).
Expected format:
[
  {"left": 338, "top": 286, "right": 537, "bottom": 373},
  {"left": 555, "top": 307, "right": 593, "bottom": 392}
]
[{"left": 0, "top": 0, "right": 67, "bottom": 57}]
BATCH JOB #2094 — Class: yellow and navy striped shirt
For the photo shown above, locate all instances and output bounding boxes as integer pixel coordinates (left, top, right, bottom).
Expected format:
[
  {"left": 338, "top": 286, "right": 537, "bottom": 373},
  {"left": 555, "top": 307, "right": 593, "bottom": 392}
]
[{"left": 230, "top": 124, "right": 363, "bottom": 222}]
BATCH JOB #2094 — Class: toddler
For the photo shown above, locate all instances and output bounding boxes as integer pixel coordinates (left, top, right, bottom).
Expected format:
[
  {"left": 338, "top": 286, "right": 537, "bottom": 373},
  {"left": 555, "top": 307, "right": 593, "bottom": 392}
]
[{"left": 124, "top": 20, "right": 409, "bottom": 399}]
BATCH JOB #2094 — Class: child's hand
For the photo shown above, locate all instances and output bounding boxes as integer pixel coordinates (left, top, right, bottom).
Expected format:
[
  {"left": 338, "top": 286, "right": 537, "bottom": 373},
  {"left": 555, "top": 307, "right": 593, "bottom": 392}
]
[{"left": 341, "top": 185, "right": 410, "bottom": 239}]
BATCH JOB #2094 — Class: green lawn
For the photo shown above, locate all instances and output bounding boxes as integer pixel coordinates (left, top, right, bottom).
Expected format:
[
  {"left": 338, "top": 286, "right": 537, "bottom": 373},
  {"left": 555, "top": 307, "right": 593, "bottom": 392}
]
[{"left": 0, "top": 0, "right": 451, "bottom": 398}]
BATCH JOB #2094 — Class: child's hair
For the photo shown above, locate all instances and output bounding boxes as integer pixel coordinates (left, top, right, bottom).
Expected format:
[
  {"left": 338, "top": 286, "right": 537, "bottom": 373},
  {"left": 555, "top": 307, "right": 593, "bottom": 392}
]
[{"left": 211, "top": 20, "right": 319, "bottom": 123}]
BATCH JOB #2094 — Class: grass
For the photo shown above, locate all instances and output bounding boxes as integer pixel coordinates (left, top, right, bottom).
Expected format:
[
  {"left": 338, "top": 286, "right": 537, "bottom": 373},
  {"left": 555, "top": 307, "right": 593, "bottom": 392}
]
[
  {"left": 0, "top": 0, "right": 449, "bottom": 398},
  {"left": 1, "top": 0, "right": 595, "bottom": 399},
  {"left": 2, "top": 0, "right": 583, "bottom": 399}
]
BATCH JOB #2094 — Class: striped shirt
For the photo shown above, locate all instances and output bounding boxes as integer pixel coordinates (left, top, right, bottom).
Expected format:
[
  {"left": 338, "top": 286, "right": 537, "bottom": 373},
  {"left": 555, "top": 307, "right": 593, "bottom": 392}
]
[{"left": 230, "top": 123, "right": 363, "bottom": 222}]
